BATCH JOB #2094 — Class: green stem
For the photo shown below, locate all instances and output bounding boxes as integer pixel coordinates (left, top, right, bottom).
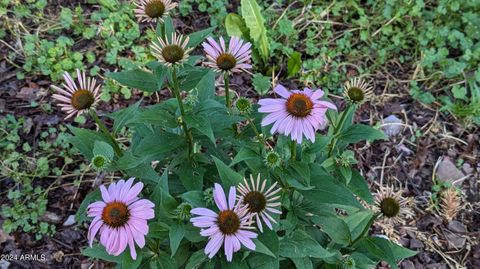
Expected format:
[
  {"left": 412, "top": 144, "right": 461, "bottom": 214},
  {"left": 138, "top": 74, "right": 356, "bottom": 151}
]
[
  {"left": 172, "top": 67, "right": 194, "bottom": 158},
  {"left": 245, "top": 114, "right": 264, "bottom": 143},
  {"left": 90, "top": 110, "right": 123, "bottom": 157},
  {"left": 224, "top": 73, "right": 231, "bottom": 108},
  {"left": 290, "top": 140, "right": 297, "bottom": 160},
  {"left": 328, "top": 105, "right": 354, "bottom": 157}
]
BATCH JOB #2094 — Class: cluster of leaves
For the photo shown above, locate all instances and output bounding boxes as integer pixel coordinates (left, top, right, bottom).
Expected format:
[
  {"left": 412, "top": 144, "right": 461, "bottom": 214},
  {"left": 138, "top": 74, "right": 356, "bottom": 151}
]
[
  {"left": 226, "top": 0, "right": 480, "bottom": 123},
  {"left": 178, "top": 0, "right": 228, "bottom": 27},
  {"left": 0, "top": 0, "right": 153, "bottom": 100},
  {"left": 0, "top": 115, "right": 78, "bottom": 239},
  {"left": 68, "top": 15, "right": 417, "bottom": 268}
]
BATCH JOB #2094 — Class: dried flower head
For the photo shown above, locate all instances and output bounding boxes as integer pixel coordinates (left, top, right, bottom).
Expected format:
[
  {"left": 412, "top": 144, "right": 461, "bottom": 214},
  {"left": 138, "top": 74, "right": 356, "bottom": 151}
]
[
  {"left": 51, "top": 69, "right": 101, "bottom": 119},
  {"left": 151, "top": 32, "right": 192, "bottom": 66},
  {"left": 374, "top": 185, "right": 414, "bottom": 226},
  {"left": 439, "top": 187, "right": 461, "bottom": 222},
  {"left": 343, "top": 78, "right": 373, "bottom": 105},
  {"left": 133, "top": 0, "right": 177, "bottom": 23},
  {"left": 203, "top": 36, "right": 252, "bottom": 73}
]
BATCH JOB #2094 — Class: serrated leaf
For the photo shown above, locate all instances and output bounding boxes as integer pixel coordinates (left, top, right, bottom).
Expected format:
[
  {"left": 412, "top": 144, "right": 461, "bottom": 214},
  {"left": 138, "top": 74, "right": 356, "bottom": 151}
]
[{"left": 225, "top": 13, "right": 249, "bottom": 39}]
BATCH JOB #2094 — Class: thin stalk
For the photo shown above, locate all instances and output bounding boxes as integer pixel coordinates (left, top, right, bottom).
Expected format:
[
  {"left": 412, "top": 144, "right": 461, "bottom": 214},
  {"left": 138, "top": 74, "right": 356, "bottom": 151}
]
[
  {"left": 171, "top": 67, "right": 194, "bottom": 158},
  {"left": 90, "top": 110, "right": 123, "bottom": 157},
  {"left": 245, "top": 114, "right": 264, "bottom": 143},
  {"left": 224, "top": 72, "right": 231, "bottom": 108},
  {"left": 327, "top": 105, "right": 354, "bottom": 157},
  {"left": 290, "top": 140, "right": 297, "bottom": 160}
]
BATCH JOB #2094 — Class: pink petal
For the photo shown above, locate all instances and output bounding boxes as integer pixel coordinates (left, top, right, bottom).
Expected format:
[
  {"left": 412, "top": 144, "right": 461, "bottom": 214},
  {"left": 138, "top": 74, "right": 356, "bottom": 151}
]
[
  {"left": 191, "top": 208, "right": 218, "bottom": 218},
  {"left": 213, "top": 183, "right": 228, "bottom": 211},
  {"left": 224, "top": 235, "right": 234, "bottom": 261},
  {"left": 228, "top": 186, "right": 236, "bottom": 210}
]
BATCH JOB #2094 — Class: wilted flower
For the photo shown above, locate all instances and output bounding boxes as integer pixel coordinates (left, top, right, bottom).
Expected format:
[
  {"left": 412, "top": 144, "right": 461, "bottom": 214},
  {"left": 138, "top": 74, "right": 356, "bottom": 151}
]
[
  {"left": 237, "top": 175, "right": 281, "bottom": 232},
  {"left": 374, "top": 185, "right": 414, "bottom": 226},
  {"left": 263, "top": 151, "right": 281, "bottom": 169},
  {"left": 258, "top": 84, "right": 336, "bottom": 144},
  {"left": 151, "top": 32, "right": 192, "bottom": 66},
  {"left": 51, "top": 69, "right": 101, "bottom": 120},
  {"left": 343, "top": 77, "right": 373, "bottom": 105},
  {"left": 190, "top": 183, "right": 257, "bottom": 262},
  {"left": 235, "top": 97, "right": 252, "bottom": 114},
  {"left": 133, "top": 0, "right": 177, "bottom": 23},
  {"left": 203, "top": 36, "right": 252, "bottom": 73},
  {"left": 87, "top": 178, "right": 154, "bottom": 260}
]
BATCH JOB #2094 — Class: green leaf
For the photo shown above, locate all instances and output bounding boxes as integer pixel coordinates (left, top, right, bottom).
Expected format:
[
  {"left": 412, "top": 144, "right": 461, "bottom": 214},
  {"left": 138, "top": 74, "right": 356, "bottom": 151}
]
[
  {"left": 134, "top": 105, "right": 177, "bottom": 128},
  {"left": 184, "top": 114, "right": 215, "bottom": 143},
  {"left": 287, "top": 52, "right": 302, "bottom": 78},
  {"left": 76, "top": 189, "right": 101, "bottom": 224},
  {"left": 66, "top": 126, "right": 110, "bottom": 159},
  {"left": 354, "top": 237, "right": 415, "bottom": 269},
  {"left": 106, "top": 70, "right": 158, "bottom": 92},
  {"left": 300, "top": 164, "right": 363, "bottom": 209},
  {"left": 169, "top": 223, "right": 185, "bottom": 257},
  {"left": 252, "top": 73, "right": 271, "bottom": 95},
  {"left": 151, "top": 252, "right": 177, "bottom": 269},
  {"left": 179, "top": 191, "right": 205, "bottom": 208},
  {"left": 185, "top": 249, "right": 208, "bottom": 269},
  {"left": 253, "top": 239, "right": 276, "bottom": 258},
  {"left": 279, "top": 230, "right": 335, "bottom": 259},
  {"left": 339, "top": 124, "right": 387, "bottom": 145},
  {"left": 290, "top": 257, "right": 313, "bottom": 269},
  {"left": 240, "top": 0, "right": 270, "bottom": 61},
  {"left": 225, "top": 13, "right": 249, "bottom": 39},
  {"left": 345, "top": 210, "right": 375, "bottom": 241},
  {"left": 176, "top": 162, "right": 205, "bottom": 191},
  {"left": 110, "top": 100, "right": 141, "bottom": 134},
  {"left": 349, "top": 170, "right": 374, "bottom": 204},
  {"left": 231, "top": 147, "right": 259, "bottom": 166},
  {"left": 151, "top": 170, "right": 179, "bottom": 218},
  {"left": 312, "top": 214, "right": 352, "bottom": 246},
  {"left": 82, "top": 245, "right": 122, "bottom": 263},
  {"left": 93, "top": 140, "right": 114, "bottom": 160},
  {"left": 212, "top": 156, "right": 244, "bottom": 187},
  {"left": 188, "top": 27, "right": 216, "bottom": 48}
]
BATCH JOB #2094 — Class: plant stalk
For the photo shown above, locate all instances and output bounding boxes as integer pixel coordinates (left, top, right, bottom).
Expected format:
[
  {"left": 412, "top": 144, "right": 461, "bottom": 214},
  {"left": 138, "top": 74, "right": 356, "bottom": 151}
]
[
  {"left": 89, "top": 110, "right": 123, "bottom": 157},
  {"left": 171, "top": 67, "right": 194, "bottom": 158},
  {"left": 224, "top": 72, "right": 231, "bottom": 108}
]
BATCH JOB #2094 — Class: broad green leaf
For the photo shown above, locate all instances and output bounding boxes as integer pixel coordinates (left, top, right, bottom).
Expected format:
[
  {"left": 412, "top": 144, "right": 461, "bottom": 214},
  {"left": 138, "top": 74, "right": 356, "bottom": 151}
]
[
  {"left": 179, "top": 191, "right": 205, "bottom": 208},
  {"left": 252, "top": 239, "right": 276, "bottom": 258},
  {"left": 240, "top": 0, "right": 270, "bottom": 60},
  {"left": 279, "top": 230, "right": 335, "bottom": 259},
  {"left": 230, "top": 147, "right": 258, "bottom": 166},
  {"left": 290, "top": 257, "right": 313, "bottom": 269},
  {"left": 184, "top": 114, "right": 215, "bottom": 143},
  {"left": 93, "top": 140, "right": 114, "bottom": 160},
  {"left": 301, "top": 164, "right": 363, "bottom": 209},
  {"left": 252, "top": 73, "right": 271, "bottom": 95},
  {"left": 151, "top": 170, "right": 179, "bottom": 218},
  {"left": 106, "top": 70, "right": 158, "bottom": 92},
  {"left": 345, "top": 210, "right": 375, "bottom": 241},
  {"left": 169, "top": 223, "right": 185, "bottom": 257},
  {"left": 187, "top": 27, "right": 216, "bottom": 48},
  {"left": 353, "top": 236, "right": 414, "bottom": 269},
  {"left": 212, "top": 156, "right": 244, "bottom": 187},
  {"left": 110, "top": 100, "right": 141, "bottom": 134},
  {"left": 176, "top": 162, "right": 205, "bottom": 191},
  {"left": 151, "top": 252, "right": 177, "bottom": 269},
  {"left": 134, "top": 105, "right": 177, "bottom": 128},
  {"left": 82, "top": 244, "right": 122, "bottom": 263},
  {"left": 349, "top": 170, "right": 374, "bottom": 204},
  {"left": 339, "top": 124, "right": 387, "bottom": 145},
  {"left": 350, "top": 253, "right": 377, "bottom": 269},
  {"left": 246, "top": 254, "right": 278, "bottom": 269},
  {"left": 185, "top": 249, "right": 208, "bottom": 269},
  {"left": 312, "top": 214, "right": 352, "bottom": 246},
  {"left": 66, "top": 126, "right": 111, "bottom": 159},
  {"left": 287, "top": 52, "right": 302, "bottom": 77},
  {"left": 225, "top": 13, "right": 249, "bottom": 39}
]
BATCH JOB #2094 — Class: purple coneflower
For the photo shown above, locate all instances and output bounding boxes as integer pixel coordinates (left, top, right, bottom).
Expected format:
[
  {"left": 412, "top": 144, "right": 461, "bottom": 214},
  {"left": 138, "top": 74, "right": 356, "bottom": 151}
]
[
  {"left": 87, "top": 178, "right": 155, "bottom": 260},
  {"left": 133, "top": 0, "right": 177, "bottom": 23},
  {"left": 51, "top": 69, "right": 101, "bottom": 120},
  {"left": 151, "top": 32, "right": 192, "bottom": 67},
  {"left": 237, "top": 174, "right": 281, "bottom": 232},
  {"left": 258, "top": 84, "right": 337, "bottom": 144},
  {"left": 202, "top": 36, "right": 252, "bottom": 73},
  {"left": 190, "top": 183, "right": 257, "bottom": 262}
]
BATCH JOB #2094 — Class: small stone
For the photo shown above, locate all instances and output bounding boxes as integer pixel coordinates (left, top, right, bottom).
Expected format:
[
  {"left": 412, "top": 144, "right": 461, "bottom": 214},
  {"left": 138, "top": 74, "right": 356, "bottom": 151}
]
[
  {"left": 401, "top": 260, "right": 415, "bottom": 269},
  {"left": 63, "top": 215, "right": 76, "bottom": 227},
  {"left": 444, "top": 230, "right": 466, "bottom": 249},
  {"left": 448, "top": 220, "right": 467, "bottom": 233},
  {"left": 382, "top": 115, "right": 403, "bottom": 137},
  {"left": 436, "top": 157, "right": 464, "bottom": 184},
  {"left": 409, "top": 238, "right": 425, "bottom": 249},
  {"left": 462, "top": 163, "right": 473, "bottom": 174},
  {"left": 40, "top": 211, "right": 62, "bottom": 224}
]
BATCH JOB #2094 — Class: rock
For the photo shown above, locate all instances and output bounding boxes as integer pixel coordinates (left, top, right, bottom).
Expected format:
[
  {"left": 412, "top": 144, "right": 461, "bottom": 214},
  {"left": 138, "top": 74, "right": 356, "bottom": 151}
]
[
  {"left": 436, "top": 157, "right": 464, "bottom": 184},
  {"left": 0, "top": 260, "right": 10, "bottom": 269},
  {"left": 448, "top": 220, "right": 467, "bottom": 233},
  {"left": 426, "top": 264, "right": 447, "bottom": 269},
  {"left": 40, "top": 211, "right": 62, "bottom": 224},
  {"left": 382, "top": 115, "right": 403, "bottom": 137},
  {"left": 401, "top": 260, "right": 415, "bottom": 269},
  {"left": 444, "top": 229, "right": 466, "bottom": 249},
  {"left": 410, "top": 238, "right": 425, "bottom": 249},
  {"left": 63, "top": 215, "right": 76, "bottom": 227},
  {"left": 462, "top": 163, "right": 473, "bottom": 174}
]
